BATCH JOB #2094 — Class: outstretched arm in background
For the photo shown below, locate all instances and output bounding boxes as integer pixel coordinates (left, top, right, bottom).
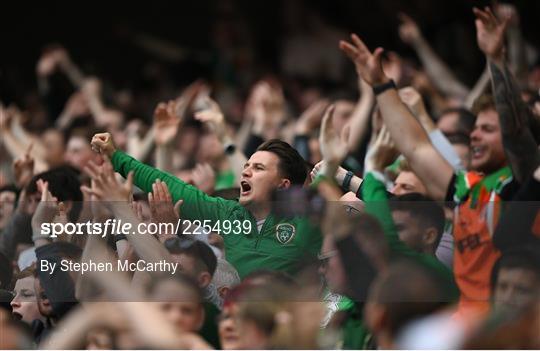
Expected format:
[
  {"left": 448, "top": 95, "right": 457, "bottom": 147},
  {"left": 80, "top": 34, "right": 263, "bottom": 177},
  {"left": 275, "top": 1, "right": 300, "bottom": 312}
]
[
  {"left": 398, "top": 13, "right": 469, "bottom": 100},
  {"left": 474, "top": 6, "right": 540, "bottom": 183},
  {"left": 339, "top": 34, "right": 453, "bottom": 200}
]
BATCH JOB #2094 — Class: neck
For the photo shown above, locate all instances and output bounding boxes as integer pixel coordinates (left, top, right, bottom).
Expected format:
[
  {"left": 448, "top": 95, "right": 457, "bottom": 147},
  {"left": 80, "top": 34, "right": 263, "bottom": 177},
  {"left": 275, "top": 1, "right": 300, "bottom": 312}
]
[{"left": 245, "top": 202, "right": 271, "bottom": 221}]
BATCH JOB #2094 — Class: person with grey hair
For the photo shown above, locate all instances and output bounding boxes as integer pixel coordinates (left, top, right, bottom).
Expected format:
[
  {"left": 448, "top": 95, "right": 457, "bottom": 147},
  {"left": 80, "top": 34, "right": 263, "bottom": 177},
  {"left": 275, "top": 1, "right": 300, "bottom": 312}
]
[{"left": 210, "top": 259, "right": 241, "bottom": 307}]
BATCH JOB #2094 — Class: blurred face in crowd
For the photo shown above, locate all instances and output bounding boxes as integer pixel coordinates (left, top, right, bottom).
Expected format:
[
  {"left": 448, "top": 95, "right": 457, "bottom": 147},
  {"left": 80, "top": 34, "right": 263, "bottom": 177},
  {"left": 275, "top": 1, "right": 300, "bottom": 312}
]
[
  {"left": 391, "top": 171, "right": 427, "bottom": 196},
  {"left": 42, "top": 129, "right": 65, "bottom": 167},
  {"left": 239, "top": 151, "right": 289, "bottom": 207},
  {"left": 10, "top": 276, "right": 42, "bottom": 324},
  {"left": 196, "top": 133, "right": 223, "bottom": 164},
  {"left": 318, "top": 235, "right": 346, "bottom": 294},
  {"left": 171, "top": 253, "right": 212, "bottom": 289},
  {"left": 470, "top": 108, "right": 506, "bottom": 173},
  {"left": 34, "top": 277, "right": 52, "bottom": 318},
  {"left": 493, "top": 267, "right": 540, "bottom": 313},
  {"left": 218, "top": 303, "right": 241, "bottom": 350},
  {"left": 0, "top": 190, "right": 16, "bottom": 230},
  {"left": 391, "top": 210, "right": 436, "bottom": 254},
  {"left": 177, "top": 127, "right": 200, "bottom": 158},
  {"left": 152, "top": 280, "right": 204, "bottom": 333},
  {"left": 65, "top": 136, "right": 94, "bottom": 171},
  {"left": 437, "top": 111, "right": 460, "bottom": 135}
]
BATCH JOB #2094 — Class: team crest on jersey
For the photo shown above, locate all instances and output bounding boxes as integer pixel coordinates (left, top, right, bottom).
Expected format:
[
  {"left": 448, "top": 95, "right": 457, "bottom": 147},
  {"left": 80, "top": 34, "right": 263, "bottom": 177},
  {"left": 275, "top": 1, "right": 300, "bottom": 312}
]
[{"left": 275, "top": 223, "right": 296, "bottom": 244}]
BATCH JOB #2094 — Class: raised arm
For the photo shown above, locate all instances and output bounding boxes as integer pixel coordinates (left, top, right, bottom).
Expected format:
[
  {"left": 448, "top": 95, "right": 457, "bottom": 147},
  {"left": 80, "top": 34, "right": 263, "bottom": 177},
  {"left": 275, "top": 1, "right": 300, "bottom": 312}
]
[
  {"left": 496, "top": 4, "right": 528, "bottom": 86},
  {"left": 339, "top": 34, "right": 453, "bottom": 200},
  {"left": 399, "top": 86, "right": 465, "bottom": 171},
  {"left": 464, "top": 65, "right": 491, "bottom": 110},
  {"left": 91, "top": 133, "right": 235, "bottom": 223},
  {"left": 153, "top": 100, "right": 180, "bottom": 173},
  {"left": 346, "top": 78, "right": 375, "bottom": 152},
  {"left": 474, "top": 6, "right": 540, "bottom": 183},
  {"left": 398, "top": 13, "right": 469, "bottom": 100}
]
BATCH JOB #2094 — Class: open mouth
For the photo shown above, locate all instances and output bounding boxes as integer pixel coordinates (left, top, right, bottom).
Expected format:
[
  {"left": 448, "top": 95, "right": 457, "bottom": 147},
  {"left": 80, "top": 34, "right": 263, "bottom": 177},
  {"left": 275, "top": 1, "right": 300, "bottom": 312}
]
[
  {"left": 471, "top": 145, "right": 486, "bottom": 159},
  {"left": 12, "top": 312, "right": 22, "bottom": 320},
  {"left": 240, "top": 181, "right": 252, "bottom": 196}
]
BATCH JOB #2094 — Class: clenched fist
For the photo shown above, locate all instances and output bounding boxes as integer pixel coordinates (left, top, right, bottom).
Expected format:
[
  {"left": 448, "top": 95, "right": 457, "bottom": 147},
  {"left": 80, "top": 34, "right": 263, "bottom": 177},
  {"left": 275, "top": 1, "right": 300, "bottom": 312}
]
[{"left": 91, "top": 132, "right": 117, "bottom": 157}]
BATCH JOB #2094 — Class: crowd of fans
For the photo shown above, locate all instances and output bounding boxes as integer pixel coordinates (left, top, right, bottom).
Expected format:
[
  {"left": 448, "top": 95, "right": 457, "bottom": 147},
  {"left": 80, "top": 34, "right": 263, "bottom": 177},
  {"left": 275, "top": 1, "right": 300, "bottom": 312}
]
[{"left": 1, "top": 2, "right": 540, "bottom": 349}]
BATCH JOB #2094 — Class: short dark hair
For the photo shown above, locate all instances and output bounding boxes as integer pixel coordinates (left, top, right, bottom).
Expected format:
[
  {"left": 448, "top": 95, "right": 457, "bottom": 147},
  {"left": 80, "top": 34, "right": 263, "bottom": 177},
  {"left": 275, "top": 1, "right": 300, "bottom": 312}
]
[
  {"left": 389, "top": 193, "right": 446, "bottom": 249},
  {"left": 0, "top": 184, "right": 20, "bottom": 202},
  {"left": 438, "top": 107, "right": 476, "bottom": 135},
  {"left": 164, "top": 238, "right": 217, "bottom": 277},
  {"left": 256, "top": 140, "right": 307, "bottom": 185},
  {"left": 491, "top": 244, "right": 540, "bottom": 290},
  {"left": 26, "top": 166, "right": 83, "bottom": 222},
  {"left": 446, "top": 132, "right": 471, "bottom": 147},
  {"left": 472, "top": 94, "right": 496, "bottom": 116}
]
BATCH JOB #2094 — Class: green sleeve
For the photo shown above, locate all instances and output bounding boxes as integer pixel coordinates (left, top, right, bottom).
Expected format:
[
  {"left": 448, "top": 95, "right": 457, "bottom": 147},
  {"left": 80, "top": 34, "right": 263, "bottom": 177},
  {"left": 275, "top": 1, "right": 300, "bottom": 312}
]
[
  {"left": 111, "top": 150, "right": 238, "bottom": 223},
  {"left": 361, "top": 172, "right": 419, "bottom": 257}
]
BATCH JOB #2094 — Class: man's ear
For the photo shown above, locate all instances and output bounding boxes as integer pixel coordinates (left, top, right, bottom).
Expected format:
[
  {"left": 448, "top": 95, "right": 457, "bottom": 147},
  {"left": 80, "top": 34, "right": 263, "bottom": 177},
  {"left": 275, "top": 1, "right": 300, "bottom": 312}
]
[
  {"left": 278, "top": 179, "right": 291, "bottom": 189},
  {"left": 198, "top": 272, "right": 212, "bottom": 289},
  {"left": 218, "top": 286, "right": 231, "bottom": 299},
  {"left": 423, "top": 227, "right": 438, "bottom": 248}
]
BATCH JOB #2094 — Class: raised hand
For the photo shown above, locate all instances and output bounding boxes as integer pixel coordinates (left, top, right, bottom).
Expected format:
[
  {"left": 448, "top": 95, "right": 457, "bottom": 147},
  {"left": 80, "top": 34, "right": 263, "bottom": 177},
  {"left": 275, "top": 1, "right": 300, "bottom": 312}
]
[
  {"left": 247, "top": 80, "right": 286, "bottom": 138},
  {"left": 191, "top": 163, "right": 216, "bottom": 195},
  {"left": 194, "top": 97, "right": 227, "bottom": 141},
  {"left": 153, "top": 100, "right": 180, "bottom": 146},
  {"left": 398, "top": 86, "right": 428, "bottom": 119},
  {"left": 82, "top": 156, "right": 133, "bottom": 203},
  {"left": 13, "top": 144, "right": 35, "bottom": 188},
  {"left": 495, "top": 3, "right": 520, "bottom": 28},
  {"left": 319, "top": 105, "right": 349, "bottom": 177},
  {"left": 311, "top": 160, "right": 348, "bottom": 184},
  {"left": 365, "top": 125, "right": 399, "bottom": 173},
  {"left": 398, "top": 86, "right": 436, "bottom": 133},
  {"left": 31, "top": 179, "right": 62, "bottom": 241},
  {"left": 473, "top": 6, "right": 510, "bottom": 62},
  {"left": 91, "top": 132, "right": 117, "bottom": 157},
  {"left": 148, "top": 179, "right": 182, "bottom": 225},
  {"left": 295, "top": 99, "right": 330, "bottom": 135},
  {"left": 81, "top": 179, "right": 113, "bottom": 222},
  {"left": 36, "top": 51, "right": 58, "bottom": 77},
  {"left": 339, "top": 34, "right": 389, "bottom": 86},
  {"left": 398, "top": 13, "right": 422, "bottom": 45},
  {"left": 175, "top": 80, "right": 208, "bottom": 118}
]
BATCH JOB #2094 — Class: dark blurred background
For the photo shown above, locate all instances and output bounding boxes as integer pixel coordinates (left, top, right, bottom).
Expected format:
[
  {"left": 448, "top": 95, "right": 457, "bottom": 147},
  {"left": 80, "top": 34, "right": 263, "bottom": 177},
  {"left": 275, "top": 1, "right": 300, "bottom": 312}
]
[{"left": 1, "top": 0, "right": 539, "bottom": 108}]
